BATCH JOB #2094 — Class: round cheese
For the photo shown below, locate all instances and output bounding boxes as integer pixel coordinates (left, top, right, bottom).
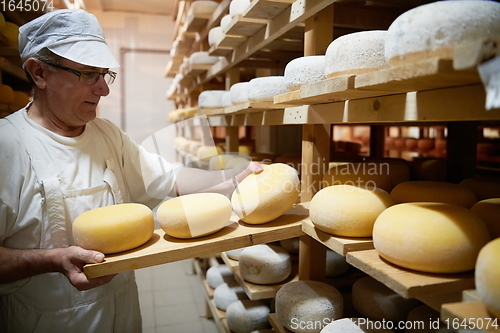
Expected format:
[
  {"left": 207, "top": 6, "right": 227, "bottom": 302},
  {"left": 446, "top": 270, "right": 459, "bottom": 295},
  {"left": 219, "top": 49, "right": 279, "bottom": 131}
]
[
  {"left": 325, "top": 30, "right": 388, "bottom": 78},
  {"left": 326, "top": 250, "right": 350, "bottom": 277},
  {"left": 352, "top": 277, "right": 419, "bottom": 322},
  {"left": 230, "top": 82, "right": 250, "bottom": 104},
  {"left": 198, "top": 90, "right": 226, "bottom": 108},
  {"left": 3, "top": 22, "right": 19, "bottom": 48},
  {"left": 225, "top": 247, "right": 247, "bottom": 260},
  {"left": 229, "top": 0, "right": 251, "bottom": 17},
  {"left": 239, "top": 244, "right": 292, "bottom": 284},
  {"left": 391, "top": 181, "right": 477, "bottom": 208},
  {"left": 221, "top": 90, "right": 233, "bottom": 107},
  {"left": 247, "top": 76, "right": 288, "bottom": 102},
  {"left": 471, "top": 198, "right": 500, "bottom": 243},
  {"left": 72, "top": 203, "right": 154, "bottom": 254},
  {"left": 310, "top": 185, "right": 395, "bottom": 237},
  {"left": 373, "top": 202, "right": 491, "bottom": 273},
  {"left": 226, "top": 300, "right": 271, "bottom": 333},
  {"left": 206, "top": 264, "right": 235, "bottom": 289},
  {"left": 475, "top": 238, "right": 500, "bottom": 319},
  {"left": 406, "top": 304, "right": 441, "bottom": 332},
  {"left": 385, "top": 1, "right": 500, "bottom": 66},
  {"left": 410, "top": 158, "right": 447, "bottom": 182},
  {"left": 321, "top": 318, "right": 394, "bottom": 333},
  {"left": 322, "top": 159, "right": 410, "bottom": 192},
  {"left": 208, "top": 26, "right": 224, "bottom": 46},
  {"left": 460, "top": 177, "right": 500, "bottom": 201},
  {"left": 276, "top": 280, "right": 343, "bottom": 333},
  {"left": 284, "top": 56, "right": 326, "bottom": 91},
  {"left": 220, "top": 14, "right": 233, "bottom": 31},
  {"left": 188, "top": 0, "right": 219, "bottom": 17},
  {"left": 280, "top": 237, "right": 300, "bottom": 254},
  {"left": 231, "top": 163, "right": 300, "bottom": 224},
  {"left": 189, "top": 51, "right": 219, "bottom": 65},
  {"left": 213, "top": 282, "right": 247, "bottom": 311},
  {"left": 0, "top": 84, "right": 14, "bottom": 105},
  {"left": 157, "top": 193, "right": 232, "bottom": 239}
]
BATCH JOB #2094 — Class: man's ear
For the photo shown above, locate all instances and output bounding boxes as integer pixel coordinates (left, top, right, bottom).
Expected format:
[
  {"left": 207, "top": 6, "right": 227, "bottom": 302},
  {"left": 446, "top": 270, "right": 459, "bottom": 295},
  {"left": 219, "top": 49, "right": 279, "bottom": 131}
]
[{"left": 24, "top": 58, "right": 47, "bottom": 89}]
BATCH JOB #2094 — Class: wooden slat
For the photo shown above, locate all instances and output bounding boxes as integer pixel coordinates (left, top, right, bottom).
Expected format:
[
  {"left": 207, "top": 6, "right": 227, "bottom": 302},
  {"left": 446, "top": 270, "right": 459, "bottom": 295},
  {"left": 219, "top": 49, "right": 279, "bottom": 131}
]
[
  {"left": 346, "top": 249, "right": 475, "bottom": 299},
  {"left": 224, "top": 101, "right": 291, "bottom": 114},
  {"left": 224, "top": 15, "right": 269, "bottom": 37},
  {"left": 301, "top": 219, "right": 373, "bottom": 256},
  {"left": 243, "top": 0, "right": 296, "bottom": 20},
  {"left": 441, "top": 301, "right": 500, "bottom": 332},
  {"left": 84, "top": 203, "right": 308, "bottom": 278},
  {"left": 220, "top": 252, "right": 239, "bottom": 272},
  {"left": 233, "top": 266, "right": 299, "bottom": 300}
]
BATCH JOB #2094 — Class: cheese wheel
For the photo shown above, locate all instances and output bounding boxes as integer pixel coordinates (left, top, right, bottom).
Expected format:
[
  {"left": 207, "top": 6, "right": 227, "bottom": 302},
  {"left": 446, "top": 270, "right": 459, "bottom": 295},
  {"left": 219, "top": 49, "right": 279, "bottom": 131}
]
[
  {"left": 220, "top": 14, "right": 233, "bottom": 31},
  {"left": 385, "top": 1, "right": 500, "bottom": 66},
  {"left": 206, "top": 264, "right": 236, "bottom": 289},
  {"left": 410, "top": 158, "right": 447, "bottom": 182},
  {"left": 475, "top": 238, "right": 500, "bottom": 319},
  {"left": 157, "top": 193, "right": 232, "bottom": 239},
  {"left": 229, "top": 0, "right": 251, "bottom": 17},
  {"left": 325, "top": 30, "right": 388, "bottom": 78},
  {"left": 373, "top": 202, "right": 491, "bottom": 273},
  {"left": 226, "top": 300, "right": 271, "bottom": 333},
  {"left": 405, "top": 304, "right": 441, "bottom": 333},
  {"left": 460, "top": 177, "right": 500, "bottom": 201},
  {"left": 3, "top": 22, "right": 19, "bottom": 48},
  {"left": 284, "top": 56, "right": 326, "bottom": 91},
  {"left": 213, "top": 282, "right": 247, "bottom": 311},
  {"left": 280, "top": 237, "right": 300, "bottom": 254},
  {"left": 73, "top": 203, "right": 154, "bottom": 254},
  {"left": 189, "top": 51, "right": 219, "bottom": 65},
  {"left": 230, "top": 82, "right": 250, "bottom": 104},
  {"left": 326, "top": 250, "right": 350, "bottom": 277},
  {"left": 276, "top": 280, "right": 343, "bottom": 333},
  {"left": 247, "top": 76, "right": 288, "bottom": 102},
  {"left": 198, "top": 90, "right": 226, "bottom": 108},
  {"left": 322, "top": 159, "right": 410, "bottom": 192},
  {"left": 321, "top": 318, "right": 395, "bottom": 333},
  {"left": 231, "top": 163, "right": 300, "bottom": 224},
  {"left": 0, "top": 13, "right": 5, "bottom": 32},
  {"left": 470, "top": 198, "right": 500, "bottom": 239},
  {"left": 208, "top": 26, "right": 224, "bottom": 46},
  {"left": 225, "top": 247, "right": 247, "bottom": 260},
  {"left": 221, "top": 90, "right": 233, "bottom": 107},
  {"left": 239, "top": 244, "right": 292, "bottom": 284},
  {"left": 310, "top": 185, "right": 395, "bottom": 237},
  {"left": 352, "top": 277, "right": 419, "bottom": 322},
  {"left": 391, "top": 181, "right": 477, "bottom": 208},
  {"left": 0, "top": 84, "right": 14, "bottom": 105},
  {"left": 188, "top": 0, "right": 219, "bottom": 17}
]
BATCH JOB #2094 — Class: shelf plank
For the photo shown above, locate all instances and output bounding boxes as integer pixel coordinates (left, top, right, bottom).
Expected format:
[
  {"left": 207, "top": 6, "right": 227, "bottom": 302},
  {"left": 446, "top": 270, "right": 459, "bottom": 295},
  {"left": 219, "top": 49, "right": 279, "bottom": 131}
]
[
  {"left": 84, "top": 203, "right": 308, "bottom": 278},
  {"left": 244, "top": 0, "right": 295, "bottom": 20},
  {"left": 224, "top": 15, "right": 269, "bottom": 37},
  {"left": 301, "top": 219, "right": 373, "bottom": 256},
  {"left": 224, "top": 101, "right": 288, "bottom": 114},
  {"left": 233, "top": 266, "right": 299, "bottom": 301},
  {"left": 441, "top": 301, "right": 500, "bottom": 332},
  {"left": 346, "top": 249, "right": 475, "bottom": 299},
  {"left": 220, "top": 252, "right": 240, "bottom": 272},
  {"left": 269, "top": 313, "right": 293, "bottom": 333}
]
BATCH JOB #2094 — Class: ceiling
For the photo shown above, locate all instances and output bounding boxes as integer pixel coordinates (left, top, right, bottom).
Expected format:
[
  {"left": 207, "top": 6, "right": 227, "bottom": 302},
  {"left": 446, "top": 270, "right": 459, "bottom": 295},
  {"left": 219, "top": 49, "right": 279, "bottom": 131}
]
[{"left": 53, "top": 0, "right": 177, "bottom": 16}]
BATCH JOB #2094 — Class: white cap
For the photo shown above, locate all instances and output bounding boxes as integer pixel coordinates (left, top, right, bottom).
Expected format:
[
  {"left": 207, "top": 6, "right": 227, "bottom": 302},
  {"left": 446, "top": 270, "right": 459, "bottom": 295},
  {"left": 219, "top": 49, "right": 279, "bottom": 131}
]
[{"left": 19, "top": 9, "right": 119, "bottom": 68}]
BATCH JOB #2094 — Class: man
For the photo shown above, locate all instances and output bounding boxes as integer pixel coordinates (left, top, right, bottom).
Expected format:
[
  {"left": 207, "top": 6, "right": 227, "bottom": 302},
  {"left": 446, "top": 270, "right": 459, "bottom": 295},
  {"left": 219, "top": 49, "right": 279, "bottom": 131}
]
[{"left": 0, "top": 9, "right": 261, "bottom": 332}]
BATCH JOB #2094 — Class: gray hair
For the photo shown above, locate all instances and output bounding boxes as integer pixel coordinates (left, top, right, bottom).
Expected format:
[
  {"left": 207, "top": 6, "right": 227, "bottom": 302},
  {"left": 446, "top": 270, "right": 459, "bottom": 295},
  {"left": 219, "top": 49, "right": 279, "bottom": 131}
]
[{"left": 25, "top": 47, "right": 62, "bottom": 86}]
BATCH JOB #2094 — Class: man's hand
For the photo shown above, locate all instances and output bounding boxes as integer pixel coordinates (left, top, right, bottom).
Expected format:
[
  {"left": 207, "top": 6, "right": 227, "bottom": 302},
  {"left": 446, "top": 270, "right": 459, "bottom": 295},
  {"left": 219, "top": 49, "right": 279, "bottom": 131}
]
[{"left": 57, "top": 246, "right": 116, "bottom": 291}]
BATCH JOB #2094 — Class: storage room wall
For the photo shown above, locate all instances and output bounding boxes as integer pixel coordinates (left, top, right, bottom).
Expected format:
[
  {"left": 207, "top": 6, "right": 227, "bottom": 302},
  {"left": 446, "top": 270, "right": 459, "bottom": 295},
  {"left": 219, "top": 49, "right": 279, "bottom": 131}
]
[{"left": 91, "top": 11, "right": 177, "bottom": 154}]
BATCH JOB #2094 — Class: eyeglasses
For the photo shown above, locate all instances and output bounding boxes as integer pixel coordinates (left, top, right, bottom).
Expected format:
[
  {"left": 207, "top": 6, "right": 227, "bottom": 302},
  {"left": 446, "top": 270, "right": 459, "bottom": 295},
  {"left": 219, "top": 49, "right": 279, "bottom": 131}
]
[{"left": 42, "top": 61, "right": 117, "bottom": 85}]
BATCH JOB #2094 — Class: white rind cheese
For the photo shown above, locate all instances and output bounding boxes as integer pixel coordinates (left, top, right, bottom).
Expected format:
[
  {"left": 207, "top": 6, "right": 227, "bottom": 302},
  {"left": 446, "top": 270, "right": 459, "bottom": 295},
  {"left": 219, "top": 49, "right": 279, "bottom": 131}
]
[
  {"left": 206, "top": 265, "right": 236, "bottom": 289},
  {"left": 188, "top": 51, "right": 219, "bottom": 65},
  {"left": 229, "top": 0, "right": 251, "bottom": 17},
  {"left": 213, "top": 282, "right": 247, "bottom": 311},
  {"left": 325, "top": 30, "right": 388, "bottom": 78},
  {"left": 230, "top": 82, "right": 250, "bottom": 104},
  {"left": 208, "top": 26, "right": 224, "bottom": 46},
  {"left": 373, "top": 202, "right": 491, "bottom": 273},
  {"left": 385, "top": 1, "right": 500, "bottom": 66},
  {"left": 198, "top": 90, "right": 226, "bottom": 108},
  {"left": 188, "top": 0, "right": 219, "bottom": 17},
  {"left": 239, "top": 244, "right": 292, "bottom": 284},
  {"left": 326, "top": 250, "right": 350, "bottom": 277},
  {"left": 284, "top": 56, "right": 326, "bottom": 91},
  {"left": 226, "top": 300, "right": 271, "bottom": 333},
  {"left": 247, "top": 76, "right": 288, "bottom": 102}
]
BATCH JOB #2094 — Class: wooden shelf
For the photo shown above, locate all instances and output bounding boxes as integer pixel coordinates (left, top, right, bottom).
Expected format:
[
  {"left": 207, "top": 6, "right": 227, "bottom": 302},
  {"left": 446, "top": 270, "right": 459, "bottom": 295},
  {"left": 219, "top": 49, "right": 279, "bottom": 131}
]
[
  {"left": 346, "top": 249, "right": 475, "bottom": 300},
  {"left": 84, "top": 203, "right": 308, "bottom": 278},
  {"left": 220, "top": 251, "right": 240, "bottom": 272},
  {"left": 441, "top": 301, "right": 500, "bottom": 332},
  {"left": 243, "top": 0, "right": 296, "bottom": 20},
  {"left": 269, "top": 313, "right": 292, "bottom": 333},
  {"left": 233, "top": 266, "right": 299, "bottom": 301},
  {"left": 301, "top": 219, "right": 373, "bottom": 256}
]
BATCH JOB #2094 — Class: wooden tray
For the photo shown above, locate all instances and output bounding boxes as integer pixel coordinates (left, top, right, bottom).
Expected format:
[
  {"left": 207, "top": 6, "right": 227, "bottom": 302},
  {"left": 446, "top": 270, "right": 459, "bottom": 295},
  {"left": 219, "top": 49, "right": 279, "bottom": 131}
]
[
  {"left": 84, "top": 203, "right": 308, "bottom": 278},
  {"left": 441, "top": 301, "right": 500, "bottom": 332},
  {"left": 346, "top": 249, "right": 475, "bottom": 300}
]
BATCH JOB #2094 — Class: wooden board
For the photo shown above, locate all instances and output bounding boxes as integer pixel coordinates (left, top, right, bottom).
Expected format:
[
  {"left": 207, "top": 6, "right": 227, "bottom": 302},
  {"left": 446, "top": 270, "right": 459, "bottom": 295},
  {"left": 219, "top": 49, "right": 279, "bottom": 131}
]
[
  {"left": 301, "top": 219, "right": 373, "bottom": 255},
  {"left": 224, "top": 101, "right": 289, "bottom": 114},
  {"left": 84, "top": 203, "right": 308, "bottom": 278},
  {"left": 233, "top": 266, "right": 299, "bottom": 301},
  {"left": 441, "top": 301, "right": 500, "bottom": 332},
  {"left": 225, "top": 15, "right": 269, "bottom": 37},
  {"left": 346, "top": 249, "right": 475, "bottom": 299},
  {"left": 244, "top": 0, "right": 296, "bottom": 20},
  {"left": 220, "top": 252, "right": 240, "bottom": 272}
]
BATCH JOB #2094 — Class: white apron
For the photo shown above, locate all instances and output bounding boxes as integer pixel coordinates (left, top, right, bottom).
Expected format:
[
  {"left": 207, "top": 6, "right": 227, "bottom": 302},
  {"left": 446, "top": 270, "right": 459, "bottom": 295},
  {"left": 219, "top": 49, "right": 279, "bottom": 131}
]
[{"left": 0, "top": 112, "right": 142, "bottom": 333}]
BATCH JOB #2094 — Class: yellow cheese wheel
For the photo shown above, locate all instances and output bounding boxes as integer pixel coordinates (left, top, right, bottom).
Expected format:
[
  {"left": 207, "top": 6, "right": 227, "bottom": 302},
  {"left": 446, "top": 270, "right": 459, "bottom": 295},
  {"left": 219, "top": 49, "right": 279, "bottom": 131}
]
[
  {"left": 12, "top": 91, "right": 30, "bottom": 108},
  {"left": 3, "top": 22, "right": 19, "bottom": 48},
  {"left": 157, "top": 193, "right": 232, "bottom": 239},
  {"left": 73, "top": 203, "right": 154, "bottom": 254},
  {"left": 471, "top": 198, "right": 500, "bottom": 239},
  {"left": 475, "top": 238, "right": 500, "bottom": 319},
  {"left": 310, "top": 185, "right": 395, "bottom": 237},
  {"left": 0, "top": 85, "right": 14, "bottom": 105},
  {"left": 231, "top": 163, "right": 300, "bottom": 224},
  {"left": 460, "top": 177, "right": 500, "bottom": 201},
  {"left": 391, "top": 180, "right": 477, "bottom": 208},
  {"left": 373, "top": 202, "right": 491, "bottom": 273}
]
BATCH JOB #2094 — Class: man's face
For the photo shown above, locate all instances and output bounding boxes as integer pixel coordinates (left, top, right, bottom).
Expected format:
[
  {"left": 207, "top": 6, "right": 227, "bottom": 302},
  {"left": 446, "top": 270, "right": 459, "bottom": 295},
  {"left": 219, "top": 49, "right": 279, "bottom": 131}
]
[{"left": 43, "top": 58, "right": 111, "bottom": 127}]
